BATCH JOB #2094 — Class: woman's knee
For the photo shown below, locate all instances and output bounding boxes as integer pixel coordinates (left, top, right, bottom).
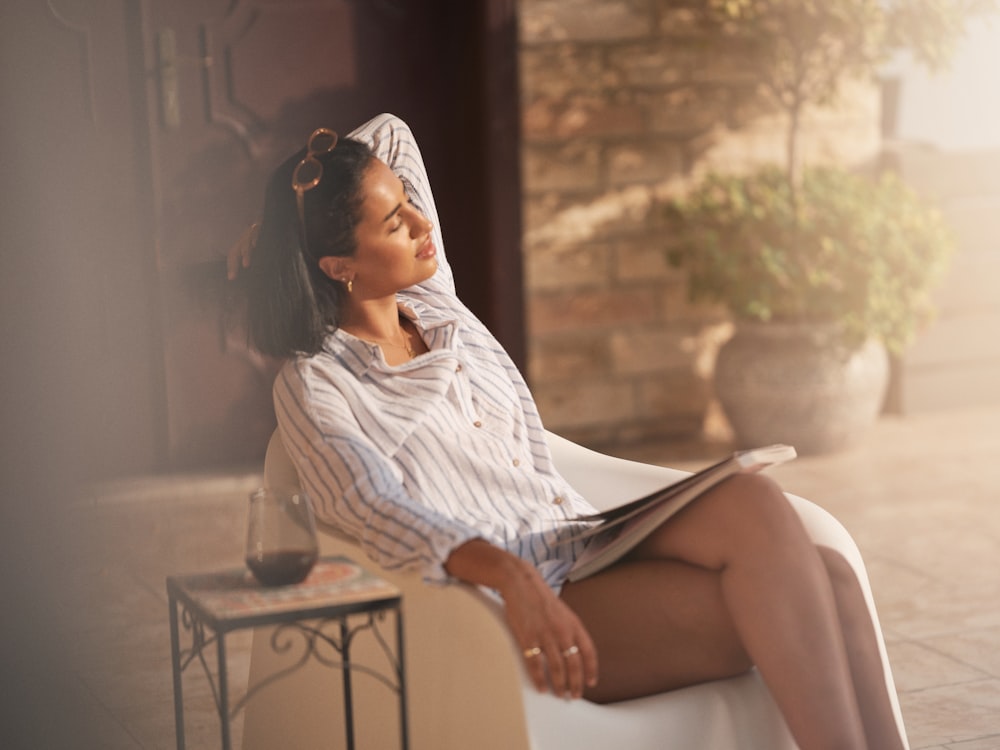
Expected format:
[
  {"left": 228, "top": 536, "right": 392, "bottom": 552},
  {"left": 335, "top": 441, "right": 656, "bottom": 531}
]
[
  {"left": 632, "top": 473, "right": 807, "bottom": 566},
  {"left": 710, "top": 473, "right": 804, "bottom": 539}
]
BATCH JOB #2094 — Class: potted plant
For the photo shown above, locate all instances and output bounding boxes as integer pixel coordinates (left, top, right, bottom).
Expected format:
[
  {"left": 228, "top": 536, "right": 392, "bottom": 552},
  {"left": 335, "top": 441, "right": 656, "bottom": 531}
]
[
  {"left": 667, "top": 165, "right": 954, "bottom": 452},
  {"left": 664, "top": 0, "right": 991, "bottom": 453}
]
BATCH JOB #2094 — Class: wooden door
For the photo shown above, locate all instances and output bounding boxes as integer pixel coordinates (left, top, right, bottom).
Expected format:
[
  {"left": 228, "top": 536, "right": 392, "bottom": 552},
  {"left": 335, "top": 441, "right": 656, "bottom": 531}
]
[{"left": 133, "top": 0, "right": 524, "bottom": 469}]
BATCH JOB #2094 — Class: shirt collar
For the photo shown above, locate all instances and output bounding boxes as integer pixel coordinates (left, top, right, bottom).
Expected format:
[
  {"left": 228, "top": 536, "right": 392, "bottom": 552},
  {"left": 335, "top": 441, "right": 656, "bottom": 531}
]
[{"left": 325, "top": 294, "right": 460, "bottom": 377}]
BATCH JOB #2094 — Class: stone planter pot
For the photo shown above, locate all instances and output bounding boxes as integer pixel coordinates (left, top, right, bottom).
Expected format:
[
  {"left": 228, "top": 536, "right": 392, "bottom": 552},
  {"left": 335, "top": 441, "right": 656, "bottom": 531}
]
[{"left": 714, "top": 321, "right": 889, "bottom": 455}]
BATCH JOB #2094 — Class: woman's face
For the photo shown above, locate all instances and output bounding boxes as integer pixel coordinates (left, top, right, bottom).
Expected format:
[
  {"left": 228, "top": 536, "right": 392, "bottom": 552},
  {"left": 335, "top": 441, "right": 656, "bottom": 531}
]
[{"left": 339, "top": 158, "right": 437, "bottom": 298}]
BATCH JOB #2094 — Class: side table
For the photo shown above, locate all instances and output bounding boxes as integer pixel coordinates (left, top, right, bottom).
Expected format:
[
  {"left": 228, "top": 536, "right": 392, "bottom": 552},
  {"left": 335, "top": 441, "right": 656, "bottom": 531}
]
[{"left": 166, "top": 556, "right": 407, "bottom": 750}]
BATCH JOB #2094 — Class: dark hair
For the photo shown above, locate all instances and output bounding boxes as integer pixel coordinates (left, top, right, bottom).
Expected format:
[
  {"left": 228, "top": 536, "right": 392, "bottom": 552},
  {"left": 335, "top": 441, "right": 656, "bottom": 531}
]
[{"left": 245, "top": 137, "right": 374, "bottom": 358}]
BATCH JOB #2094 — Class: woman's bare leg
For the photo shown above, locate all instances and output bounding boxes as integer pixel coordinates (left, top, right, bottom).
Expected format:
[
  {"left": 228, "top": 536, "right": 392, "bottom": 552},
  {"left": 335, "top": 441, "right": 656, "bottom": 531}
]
[
  {"left": 561, "top": 473, "right": 869, "bottom": 750},
  {"left": 561, "top": 558, "right": 753, "bottom": 698},
  {"left": 817, "top": 547, "right": 906, "bottom": 750}
]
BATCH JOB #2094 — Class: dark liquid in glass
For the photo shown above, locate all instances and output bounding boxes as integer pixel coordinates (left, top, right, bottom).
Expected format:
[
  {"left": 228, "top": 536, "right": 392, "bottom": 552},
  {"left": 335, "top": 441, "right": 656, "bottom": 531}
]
[{"left": 246, "top": 549, "right": 318, "bottom": 586}]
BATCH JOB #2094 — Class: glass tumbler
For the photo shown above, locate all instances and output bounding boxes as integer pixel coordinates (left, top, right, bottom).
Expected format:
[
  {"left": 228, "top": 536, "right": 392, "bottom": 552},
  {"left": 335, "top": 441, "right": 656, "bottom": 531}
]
[{"left": 245, "top": 488, "right": 319, "bottom": 586}]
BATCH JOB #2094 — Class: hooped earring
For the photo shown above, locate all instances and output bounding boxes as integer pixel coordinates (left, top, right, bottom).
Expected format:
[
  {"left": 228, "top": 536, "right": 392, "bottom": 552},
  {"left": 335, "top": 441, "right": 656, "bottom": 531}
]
[{"left": 344, "top": 278, "right": 353, "bottom": 294}]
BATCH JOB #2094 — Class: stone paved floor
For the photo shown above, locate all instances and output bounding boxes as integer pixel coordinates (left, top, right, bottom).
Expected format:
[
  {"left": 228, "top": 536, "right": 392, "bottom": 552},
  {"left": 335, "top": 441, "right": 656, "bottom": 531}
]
[{"left": 7, "top": 405, "right": 1000, "bottom": 749}]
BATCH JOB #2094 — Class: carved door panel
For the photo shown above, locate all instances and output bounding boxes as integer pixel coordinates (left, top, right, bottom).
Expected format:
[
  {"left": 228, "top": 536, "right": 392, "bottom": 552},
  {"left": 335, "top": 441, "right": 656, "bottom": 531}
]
[{"left": 136, "top": 0, "right": 451, "bottom": 467}]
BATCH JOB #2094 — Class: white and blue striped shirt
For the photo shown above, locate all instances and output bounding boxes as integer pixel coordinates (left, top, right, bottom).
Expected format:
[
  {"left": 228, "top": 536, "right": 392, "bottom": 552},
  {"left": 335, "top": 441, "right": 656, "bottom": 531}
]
[{"left": 275, "top": 114, "right": 596, "bottom": 589}]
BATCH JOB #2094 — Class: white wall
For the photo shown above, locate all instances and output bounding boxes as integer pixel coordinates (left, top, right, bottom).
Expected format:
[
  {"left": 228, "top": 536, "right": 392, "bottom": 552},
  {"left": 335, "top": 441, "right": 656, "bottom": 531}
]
[{"left": 888, "top": 16, "right": 1000, "bottom": 152}]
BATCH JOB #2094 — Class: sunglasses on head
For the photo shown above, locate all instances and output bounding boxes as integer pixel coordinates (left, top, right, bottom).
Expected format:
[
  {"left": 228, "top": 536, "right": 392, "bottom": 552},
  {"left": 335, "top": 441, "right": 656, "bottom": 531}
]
[{"left": 291, "top": 127, "right": 338, "bottom": 256}]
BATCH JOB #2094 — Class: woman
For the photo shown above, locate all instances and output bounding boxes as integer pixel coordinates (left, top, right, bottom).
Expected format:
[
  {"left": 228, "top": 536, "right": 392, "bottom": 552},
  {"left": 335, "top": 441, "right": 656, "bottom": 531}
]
[{"left": 238, "top": 113, "right": 904, "bottom": 750}]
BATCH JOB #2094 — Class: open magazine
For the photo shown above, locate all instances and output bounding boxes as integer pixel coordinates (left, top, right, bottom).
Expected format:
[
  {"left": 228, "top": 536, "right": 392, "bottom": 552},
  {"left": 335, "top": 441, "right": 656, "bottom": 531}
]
[{"left": 564, "top": 444, "right": 797, "bottom": 582}]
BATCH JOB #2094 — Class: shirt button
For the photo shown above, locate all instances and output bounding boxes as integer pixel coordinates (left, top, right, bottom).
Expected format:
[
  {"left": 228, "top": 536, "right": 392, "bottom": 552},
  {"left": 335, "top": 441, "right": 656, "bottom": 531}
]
[
  {"left": 512, "top": 458, "right": 520, "bottom": 467},
  {"left": 455, "top": 364, "right": 463, "bottom": 372},
  {"left": 553, "top": 496, "right": 564, "bottom": 505},
  {"left": 473, "top": 420, "right": 482, "bottom": 428}
]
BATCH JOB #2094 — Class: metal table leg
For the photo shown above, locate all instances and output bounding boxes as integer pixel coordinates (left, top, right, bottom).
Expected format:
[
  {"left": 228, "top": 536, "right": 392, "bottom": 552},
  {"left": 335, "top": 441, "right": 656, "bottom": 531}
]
[
  {"left": 217, "top": 632, "right": 231, "bottom": 750},
  {"left": 396, "top": 608, "right": 408, "bottom": 750},
  {"left": 169, "top": 595, "right": 187, "bottom": 750},
  {"left": 340, "top": 617, "right": 355, "bottom": 750}
]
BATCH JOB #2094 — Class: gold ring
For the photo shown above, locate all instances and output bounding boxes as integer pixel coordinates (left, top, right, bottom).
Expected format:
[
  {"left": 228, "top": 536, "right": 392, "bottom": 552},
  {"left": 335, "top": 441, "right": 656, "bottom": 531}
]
[
  {"left": 523, "top": 646, "right": 542, "bottom": 659},
  {"left": 562, "top": 645, "right": 580, "bottom": 658}
]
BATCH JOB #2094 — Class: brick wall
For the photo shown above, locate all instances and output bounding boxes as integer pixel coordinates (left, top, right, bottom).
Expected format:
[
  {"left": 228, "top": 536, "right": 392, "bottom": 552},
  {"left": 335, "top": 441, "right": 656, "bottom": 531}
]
[{"left": 517, "top": 0, "right": 881, "bottom": 451}]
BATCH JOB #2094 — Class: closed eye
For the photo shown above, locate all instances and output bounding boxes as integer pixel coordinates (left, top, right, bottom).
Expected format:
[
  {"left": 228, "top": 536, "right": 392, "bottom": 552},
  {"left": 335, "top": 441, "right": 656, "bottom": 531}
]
[{"left": 387, "top": 197, "right": 414, "bottom": 234}]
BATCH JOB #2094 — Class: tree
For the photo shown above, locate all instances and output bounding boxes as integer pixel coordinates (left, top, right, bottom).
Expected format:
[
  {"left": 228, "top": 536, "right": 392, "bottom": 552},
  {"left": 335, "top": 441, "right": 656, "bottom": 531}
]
[{"left": 706, "top": 0, "right": 997, "bottom": 199}]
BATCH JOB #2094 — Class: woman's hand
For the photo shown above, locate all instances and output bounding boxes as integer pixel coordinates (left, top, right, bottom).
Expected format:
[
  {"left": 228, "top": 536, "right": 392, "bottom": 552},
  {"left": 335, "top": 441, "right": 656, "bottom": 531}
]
[
  {"left": 499, "top": 559, "right": 599, "bottom": 698},
  {"left": 226, "top": 222, "right": 259, "bottom": 280},
  {"left": 445, "top": 539, "right": 598, "bottom": 698}
]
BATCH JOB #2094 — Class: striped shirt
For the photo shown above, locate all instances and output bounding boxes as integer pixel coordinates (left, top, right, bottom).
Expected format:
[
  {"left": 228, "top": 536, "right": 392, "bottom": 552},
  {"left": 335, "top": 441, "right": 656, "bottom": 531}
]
[{"left": 275, "top": 113, "right": 596, "bottom": 589}]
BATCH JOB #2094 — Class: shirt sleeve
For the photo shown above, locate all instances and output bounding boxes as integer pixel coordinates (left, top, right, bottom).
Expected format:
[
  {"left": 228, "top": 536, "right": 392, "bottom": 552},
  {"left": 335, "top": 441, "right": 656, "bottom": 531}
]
[
  {"left": 346, "top": 113, "right": 455, "bottom": 297},
  {"left": 273, "top": 358, "right": 481, "bottom": 584}
]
